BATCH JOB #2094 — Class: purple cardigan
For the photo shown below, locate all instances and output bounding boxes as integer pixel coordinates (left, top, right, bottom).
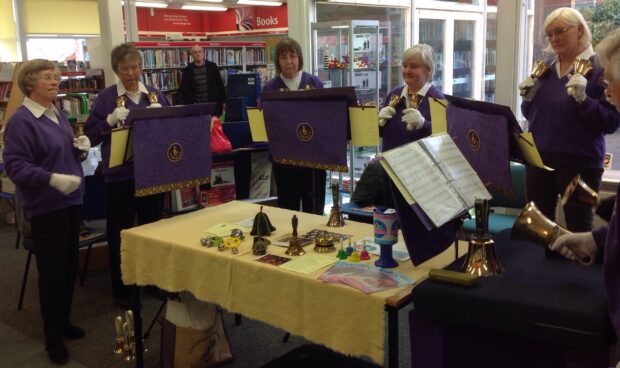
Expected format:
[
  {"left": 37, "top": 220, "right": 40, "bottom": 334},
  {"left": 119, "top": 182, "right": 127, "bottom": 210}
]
[
  {"left": 85, "top": 85, "right": 170, "bottom": 183},
  {"left": 521, "top": 57, "right": 619, "bottom": 168},
  {"left": 261, "top": 72, "right": 324, "bottom": 92},
  {"left": 3, "top": 106, "right": 84, "bottom": 218},
  {"left": 380, "top": 84, "right": 445, "bottom": 152}
]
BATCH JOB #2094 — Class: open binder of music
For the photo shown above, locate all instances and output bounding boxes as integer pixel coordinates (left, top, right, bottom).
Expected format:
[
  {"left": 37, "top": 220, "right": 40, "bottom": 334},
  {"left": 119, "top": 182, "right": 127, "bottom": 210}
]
[{"left": 378, "top": 133, "right": 491, "bottom": 229}]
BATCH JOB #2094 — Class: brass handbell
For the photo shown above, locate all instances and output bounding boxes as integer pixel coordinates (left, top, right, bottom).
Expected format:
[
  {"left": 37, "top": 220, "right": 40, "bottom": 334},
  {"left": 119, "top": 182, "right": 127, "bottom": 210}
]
[
  {"left": 285, "top": 215, "right": 305, "bottom": 256},
  {"left": 409, "top": 94, "right": 422, "bottom": 109},
  {"left": 115, "top": 95, "right": 126, "bottom": 127},
  {"left": 327, "top": 181, "right": 345, "bottom": 227},
  {"left": 568, "top": 59, "right": 593, "bottom": 95},
  {"left": 520, "top": 60, "right": 550, "bottom": 96},
  {"left": 511, "top": 201, "right": 593, "bottom": 265},
  {"left": 561, "top": 174, "right": 599, "bottom": 208},
  {"left": 378, "top": 94, "right": 402, "bottom": 126},
  {"left": 461, "top": 199, "right": 504, "bottom": 276}
]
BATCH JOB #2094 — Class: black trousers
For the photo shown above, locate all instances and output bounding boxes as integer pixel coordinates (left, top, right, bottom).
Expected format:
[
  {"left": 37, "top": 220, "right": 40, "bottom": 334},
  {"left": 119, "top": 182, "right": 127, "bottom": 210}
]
[
  {"left": 30, "top": 205, "right": 81, "bottom": 344},
  {"left": 525, "top": 164, "right": 603, "bottom": 232},
  {"left": 106, "top": 179, "right": 164, "bottom": 299},
  {"left": 273, "top": 164, "right": 326, "bottom": 215}
]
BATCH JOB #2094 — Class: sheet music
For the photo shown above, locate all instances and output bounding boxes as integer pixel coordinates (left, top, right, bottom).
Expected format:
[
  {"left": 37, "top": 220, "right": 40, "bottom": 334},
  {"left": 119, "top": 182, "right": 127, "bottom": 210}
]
[
  {"left": 381, "top": 140, "right": 465, "bottom": 227},
  {"left": 420, "top": 134, "right": 491, "bottom": 208}
]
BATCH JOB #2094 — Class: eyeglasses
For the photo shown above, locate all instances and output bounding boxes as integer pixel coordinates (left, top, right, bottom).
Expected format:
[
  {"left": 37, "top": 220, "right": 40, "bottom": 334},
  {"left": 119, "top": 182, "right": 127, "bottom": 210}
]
[
  {"left": 117, "top": 65, "right": 141, "bottom": 75},
  {"left": 545, "top": 26, "right": 574, "bottom": 40},
  {"left": 39, "top": 73, "right": 60, "bottom": 82}
]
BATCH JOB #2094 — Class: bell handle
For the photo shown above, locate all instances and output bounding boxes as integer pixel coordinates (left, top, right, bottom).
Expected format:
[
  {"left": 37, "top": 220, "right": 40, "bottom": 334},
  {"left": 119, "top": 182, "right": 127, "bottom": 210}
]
[{"left": 566, "top": 244, "right": 594, "bottom": 266}]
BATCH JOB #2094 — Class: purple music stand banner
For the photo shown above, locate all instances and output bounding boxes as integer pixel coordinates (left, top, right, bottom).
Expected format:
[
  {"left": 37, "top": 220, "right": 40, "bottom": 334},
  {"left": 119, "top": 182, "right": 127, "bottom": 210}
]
[
  {"left": 447, "top": 105, "right": 513, "bottom": 195},
  {"left": 132, "top": 108, "right": 212, "bottom": 197},
  {"left": 262, "top": 99, "right": 348, "bottom": 172}
]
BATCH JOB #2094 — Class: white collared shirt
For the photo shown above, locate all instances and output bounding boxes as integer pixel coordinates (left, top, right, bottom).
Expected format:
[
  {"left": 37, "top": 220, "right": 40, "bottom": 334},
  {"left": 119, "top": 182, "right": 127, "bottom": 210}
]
[
  {"left": 116, "top": 81, "right": 149, "bottom": 104},
  {"left": 553, "top": 43, "right": 595, "bottom": 78},
  {"left": 400, "top": 83, "right": 431, "bottom": 108},
  {"left": 280, "top": 71, "right": 302, "bottom": 91},
  {"left": 23, "top": 96, "right": 60, "bottom": 124}
]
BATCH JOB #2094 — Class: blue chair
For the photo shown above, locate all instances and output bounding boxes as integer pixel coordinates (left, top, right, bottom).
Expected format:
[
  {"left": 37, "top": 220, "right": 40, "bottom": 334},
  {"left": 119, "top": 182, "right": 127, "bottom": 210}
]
[{"left": 461, "top": 162, "right": 527, "bottom": 236}]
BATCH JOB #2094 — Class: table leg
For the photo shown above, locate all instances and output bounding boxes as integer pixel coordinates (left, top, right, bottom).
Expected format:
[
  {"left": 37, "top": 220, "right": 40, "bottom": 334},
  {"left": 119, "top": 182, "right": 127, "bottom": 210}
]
[
  {"left": 133, "top": 285, "right": 144, "bottom": 368},
  {"left": 386, "top": 305, "right": 399, "bottom": 368}
]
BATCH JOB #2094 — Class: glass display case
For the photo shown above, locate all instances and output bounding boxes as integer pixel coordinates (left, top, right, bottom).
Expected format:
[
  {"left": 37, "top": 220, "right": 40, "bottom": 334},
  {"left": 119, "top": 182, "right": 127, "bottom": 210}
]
[{"left": 311, "top": 20, "right": 388, "bottom": 196}]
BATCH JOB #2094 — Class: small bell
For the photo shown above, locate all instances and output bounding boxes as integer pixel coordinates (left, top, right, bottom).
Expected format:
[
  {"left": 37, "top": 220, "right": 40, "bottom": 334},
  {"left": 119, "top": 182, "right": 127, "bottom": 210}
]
[
  {"left": 251, "top": 206, "right": 276, "bottom": 236},
  {"left": 336, "top": 241, "right": 348, "bottom": 260},
  {"left": 360, "top": 245, "right": 371, "bottom": 261},
  {"left": 345, "top": 239, "right": 354, "bottom": 256},
  {"left": 252, "top": 236, "right": 271, "bottom": 256},
  {"left": 285, "top": 215, "right": 305, "bottom": 256},
  {"left": 349, "top": 250, "right": 361, "bottom": 262}
]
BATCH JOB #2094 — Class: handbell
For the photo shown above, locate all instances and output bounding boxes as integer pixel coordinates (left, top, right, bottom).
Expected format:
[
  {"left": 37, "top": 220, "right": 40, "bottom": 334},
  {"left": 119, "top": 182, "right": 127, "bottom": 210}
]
[
  {"left": 511, "top": 201, "right": 593, "bottom": 265},
  {"left": 327, "top": 181, "right": 345, "bottom": 227},
  {"left": 520, "top": 60, "right": 550, "bottom": 96},
  {"left": 285, "top": 215, "right": 305, "bottom": 256},
  {"left": 409, "top": 94, "right": 422, "bottom": 109},
  {"left": 461, "top": 199, "right": 504, "bottom": 276},
  {"left": 568, "top": 59, "right": 593, "bottom": 95},
  {"left": 379, "top": 95, "right": 402, "bottom": 126},
  {"left": 561, "top": 174, "right": 599, "bottom": 208}
]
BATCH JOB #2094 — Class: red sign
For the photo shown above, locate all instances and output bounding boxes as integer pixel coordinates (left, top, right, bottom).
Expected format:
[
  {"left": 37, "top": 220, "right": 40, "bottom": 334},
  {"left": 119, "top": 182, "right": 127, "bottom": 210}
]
[
  {"left": 137, "top": 7, "right": 204, "bottom": 33},
  {"left": 233, "top": 5, "right": 288, "bottom": 31}
]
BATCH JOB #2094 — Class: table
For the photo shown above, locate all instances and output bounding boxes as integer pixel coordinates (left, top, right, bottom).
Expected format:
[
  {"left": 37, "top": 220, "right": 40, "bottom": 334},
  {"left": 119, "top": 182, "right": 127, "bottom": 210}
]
[
  {"left": 410, "top": 229, "right": 614, "bottom": 368},
  {"left": 121, "top": 200, "right": 465, "bottom": 367}
]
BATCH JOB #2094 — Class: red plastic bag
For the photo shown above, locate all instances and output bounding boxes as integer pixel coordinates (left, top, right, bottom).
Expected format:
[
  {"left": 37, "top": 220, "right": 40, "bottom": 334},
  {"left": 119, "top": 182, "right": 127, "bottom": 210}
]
[{"left": 210, "top": 116, "right": 232, "bottom": 153}]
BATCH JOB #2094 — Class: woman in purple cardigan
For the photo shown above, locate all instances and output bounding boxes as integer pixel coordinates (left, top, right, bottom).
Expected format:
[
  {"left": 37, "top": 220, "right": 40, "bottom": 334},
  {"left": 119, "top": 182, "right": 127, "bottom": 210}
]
[
  {"left": 378, "top": 43, "right": 444, "bottom": 152},
  {"left": 551, "top": 27, "right": 620, "bottom": 368},
  {"left": 85, "top": 43, "right": 170, "bottom": 305},
  {"left": 519, "top": 8, "right": 619, "bottom": 233},
  {"left": 261, "top": 37, "right": 326, "bottom": 214},
  {"left": 3, "top": 59, "right": 90, "bottom": 365}
]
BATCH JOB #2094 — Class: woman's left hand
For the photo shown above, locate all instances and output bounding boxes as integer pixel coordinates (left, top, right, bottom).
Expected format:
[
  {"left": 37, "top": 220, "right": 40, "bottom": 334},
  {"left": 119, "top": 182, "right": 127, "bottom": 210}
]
[
  {"left": 73, "top": 135, "right": 91, "bottom": 153},
  {"left": 565, "top": 74, "right": 587, "bottom": 103},
  {"left": 401, "top": 108, "right": 425, "bottom": 131}
]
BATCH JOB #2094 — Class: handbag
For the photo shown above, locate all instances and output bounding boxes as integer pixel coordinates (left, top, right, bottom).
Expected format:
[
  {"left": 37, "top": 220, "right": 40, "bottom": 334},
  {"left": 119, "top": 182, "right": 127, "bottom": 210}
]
[{"left": 210, "top": 116, "right": 232, "bottom": 153}]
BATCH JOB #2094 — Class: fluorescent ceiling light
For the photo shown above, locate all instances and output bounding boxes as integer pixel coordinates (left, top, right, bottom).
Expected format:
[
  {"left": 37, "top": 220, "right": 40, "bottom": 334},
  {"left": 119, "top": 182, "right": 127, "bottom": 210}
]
[
  {"left": 121, "top": 1, "right": 168, "bottom": 8},
  {"left": 194, "top": 0, "right": 224, "bottom": 2},
  {"left": 237, "top": 0, "right": 282, "bottom": 6},
  {"left": 181, "top": 4, "right": 228, "bottom": 11},
  {"left": 331, "top": 25, "right": 350, "bottom": 29}
]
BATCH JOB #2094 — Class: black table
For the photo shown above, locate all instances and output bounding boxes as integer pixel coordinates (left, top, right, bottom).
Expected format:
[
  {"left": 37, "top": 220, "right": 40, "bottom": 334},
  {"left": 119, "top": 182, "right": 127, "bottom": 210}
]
[{"left": 410, "top": 229, "right": 614, "bottom": 368}]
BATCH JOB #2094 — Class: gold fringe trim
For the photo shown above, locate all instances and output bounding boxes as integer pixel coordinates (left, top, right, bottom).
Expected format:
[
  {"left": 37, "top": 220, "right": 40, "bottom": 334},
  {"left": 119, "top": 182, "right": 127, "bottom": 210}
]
[
  {"left": 275, "top": 158, "right": 348, "bottom": 172},
  {"left": 134, "top": 176, "right": 211, "bottom": 197}
]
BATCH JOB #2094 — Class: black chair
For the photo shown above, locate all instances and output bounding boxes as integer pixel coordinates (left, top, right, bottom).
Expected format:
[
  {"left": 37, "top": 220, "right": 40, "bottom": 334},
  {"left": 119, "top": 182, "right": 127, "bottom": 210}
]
[{"left": 17, "top": 174, "right": 107, "bottom": 310}]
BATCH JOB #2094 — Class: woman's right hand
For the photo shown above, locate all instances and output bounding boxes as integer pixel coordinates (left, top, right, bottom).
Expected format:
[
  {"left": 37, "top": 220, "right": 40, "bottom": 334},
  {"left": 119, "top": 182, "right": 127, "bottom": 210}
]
[
  {"left": 378, "top": 106, "right": 396, "bottom": 127},
  {"left": 49, "top": 173, "right": 81, "bottom": 195},
  {"left": 106, "top": 107, "right": 129, "bottom": 127},
  {"left": 519, "top": 76, "right": 537, "bottom": 101}
]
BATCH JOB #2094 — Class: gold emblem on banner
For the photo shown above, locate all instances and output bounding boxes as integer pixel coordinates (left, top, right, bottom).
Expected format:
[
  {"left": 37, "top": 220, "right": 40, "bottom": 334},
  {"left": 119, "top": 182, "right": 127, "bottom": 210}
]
[
  {"left": 467, "top": 129, "right": 481, "bottom": 151},
  {"left": 167, "top": 143, "right": 183, "bottom": 162},
  {"left": 296, "top": 123, "right": 313, "bottom": 141}
]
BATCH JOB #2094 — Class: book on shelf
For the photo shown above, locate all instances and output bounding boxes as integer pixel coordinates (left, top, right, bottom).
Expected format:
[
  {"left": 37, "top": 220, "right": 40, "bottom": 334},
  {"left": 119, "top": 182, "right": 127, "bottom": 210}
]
[{"left": 379, "top": 133, "right": 491, "bottom": 229}]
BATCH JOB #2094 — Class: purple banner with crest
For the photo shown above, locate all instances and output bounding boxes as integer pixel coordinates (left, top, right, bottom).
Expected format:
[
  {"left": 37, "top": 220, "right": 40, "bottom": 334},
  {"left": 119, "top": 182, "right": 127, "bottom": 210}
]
[
  {"left": 262, "top": 100, "right": 348, "bottom": 172},
  {"left": 447, "top": 105, "right": 513, "bottom": 195},
  {"left": 133, "top": 111, "right": 212, "bottom": 197}
]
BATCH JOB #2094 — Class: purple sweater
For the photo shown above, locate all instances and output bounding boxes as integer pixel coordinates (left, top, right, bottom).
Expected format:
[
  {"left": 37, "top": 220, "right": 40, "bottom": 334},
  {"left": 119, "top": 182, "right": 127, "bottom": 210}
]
[
  {"left": 592, "top": 190, "right": 620, "bottom": 340},
  {"left": 261, "top": 72, "right": 324, "bottom": 92},
  {"left": 380, "top": 84, "right": 444, "bottom": 152},
  {"left": 3, "top": 106, "right": 84, "bottom": 218},
  {"left": 521, "top": 58, "right": 619, "bottom": 168},
  {"left": 85, "top": 85, "right": 170, "bottom": 182}
]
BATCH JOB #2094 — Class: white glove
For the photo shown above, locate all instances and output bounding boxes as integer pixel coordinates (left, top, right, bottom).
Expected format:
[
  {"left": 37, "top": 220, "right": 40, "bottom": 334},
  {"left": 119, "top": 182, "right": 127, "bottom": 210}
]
[
  {"left": 401, "top": 108, "right": 425, "bottom": 131},
  {"left": 73, "top": 135, "right": 91, "bottom": 153},
  {"left": 519, "top": 76, "right": 538, "bottom": 102},
  {"left": 550, "top": 232, "right": 597, "bottom": 265},
  {"left": 49, "top": 173, "right": 81, "bottom": 195},
  {"left": 566, "top": 74, "right": 587, "bottom": 103},
  {"left": 378, "top": 106, "right": 396, "bottom": 127},
  {"left": 106, "top": 107, "right": 129, "bottom": 127},
  {"left": 616, "top": 360, "right": 620, "bottom": 368},
  {"left": 147, "top": 102, "right": 162, "bottom": 109}
]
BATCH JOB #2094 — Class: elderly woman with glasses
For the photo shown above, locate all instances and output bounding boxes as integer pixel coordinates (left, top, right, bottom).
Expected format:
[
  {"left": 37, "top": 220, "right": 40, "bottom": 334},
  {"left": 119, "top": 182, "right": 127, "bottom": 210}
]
[
  {"left": 519, "top": 7, "right": 620, "bottom": 235},
  {"left": 85, "top": 42, "right": 170, "bottom": 305},
  {"left": 3, "top": 59, "right": 90, "bottom": 364},
  {"left": 550, "top": 28, "right": 620, "bottom": 367}
]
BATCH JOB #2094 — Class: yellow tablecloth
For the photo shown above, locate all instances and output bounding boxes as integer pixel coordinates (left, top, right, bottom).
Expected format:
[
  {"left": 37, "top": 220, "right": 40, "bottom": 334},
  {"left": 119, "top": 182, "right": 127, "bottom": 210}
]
[{"left": 121, "top": 200, "right": 462, "bottom": 364}]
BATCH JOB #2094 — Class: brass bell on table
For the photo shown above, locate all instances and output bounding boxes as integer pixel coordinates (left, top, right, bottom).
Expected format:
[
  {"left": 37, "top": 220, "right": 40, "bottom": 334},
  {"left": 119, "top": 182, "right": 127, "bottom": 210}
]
[
  {"left": 251, "top": 206, "right": 276, "bottom": 236},
  {"left": 327, "top": 181, "right": 345, "bottom": 227},
  {"left": 285, "top": 215, "right": 305, "bottom": 256},
  {"left": 314, "top": 235, "right": 336, "bottom": 253},
  {"left": 461, "top": 199, "right": 504, "bottom": 276}
]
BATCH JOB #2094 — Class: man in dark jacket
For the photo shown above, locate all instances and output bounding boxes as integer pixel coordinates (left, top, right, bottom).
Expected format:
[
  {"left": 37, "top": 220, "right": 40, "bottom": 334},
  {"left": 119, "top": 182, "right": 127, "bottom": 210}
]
[{"left": 179, "top": 45, "right": 226, "bottom": 116}]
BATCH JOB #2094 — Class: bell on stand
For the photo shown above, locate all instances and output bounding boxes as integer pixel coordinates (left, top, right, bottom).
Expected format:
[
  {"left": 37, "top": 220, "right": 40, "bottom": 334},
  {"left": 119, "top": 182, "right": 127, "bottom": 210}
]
[
  {"left": 511, "top": 201, "right": 594, "bottom": 265},
  {"left": 373, "top": 208, "right": 399, "bottom": 268},
  {"left": 285, "top": 215, "right": 305, "bottom": 256},
  {"left": 461, "top": 199, "right": 504, "bottom": 276},
  {"left": 251, "top": 206, "right": 276, "bottom": 256},
  {"left": 327, "top": 181, "right": 345, "bottom": 227}
]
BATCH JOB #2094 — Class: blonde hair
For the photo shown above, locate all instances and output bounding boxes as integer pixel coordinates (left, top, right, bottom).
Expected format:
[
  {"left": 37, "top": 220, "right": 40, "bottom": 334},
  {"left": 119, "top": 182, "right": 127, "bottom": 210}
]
[
  {"left": 543, "top": 7, "right": 592, "bottom": 54},
  {"left": 17, "top": 59, "right": 59, "bottom": 96},
  {"left": 402, "top": 44, "right": 435, "bottom": 80}
]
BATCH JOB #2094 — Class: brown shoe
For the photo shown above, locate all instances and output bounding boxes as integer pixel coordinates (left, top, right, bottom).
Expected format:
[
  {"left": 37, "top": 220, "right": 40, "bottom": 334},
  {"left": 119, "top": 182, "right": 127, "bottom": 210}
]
[{"left": 45, "top": 340, "right": 69, "bottom": 365}]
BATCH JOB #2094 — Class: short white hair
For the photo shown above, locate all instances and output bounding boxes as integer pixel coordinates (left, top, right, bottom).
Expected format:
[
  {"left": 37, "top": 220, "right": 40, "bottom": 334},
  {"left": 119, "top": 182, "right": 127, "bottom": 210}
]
[
  {"left": 402, "top": 44, "right": 435, "bottom": 80},
  {"left": 595, "top": 27, "right": 620, "bottom": 81},
  {"left": 543, "top": 7, "right": 592, "bottom": 54}
]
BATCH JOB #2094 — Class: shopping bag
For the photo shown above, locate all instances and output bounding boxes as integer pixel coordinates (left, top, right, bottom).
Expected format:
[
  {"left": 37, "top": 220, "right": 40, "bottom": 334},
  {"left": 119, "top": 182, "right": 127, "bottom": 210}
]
[{"left": 211, "top": 116, "right": 232, "bottom": 153}]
